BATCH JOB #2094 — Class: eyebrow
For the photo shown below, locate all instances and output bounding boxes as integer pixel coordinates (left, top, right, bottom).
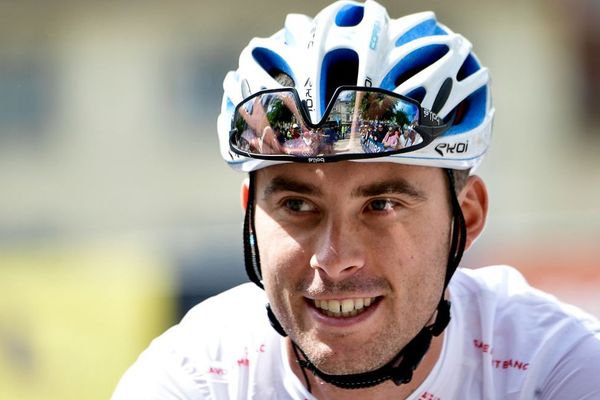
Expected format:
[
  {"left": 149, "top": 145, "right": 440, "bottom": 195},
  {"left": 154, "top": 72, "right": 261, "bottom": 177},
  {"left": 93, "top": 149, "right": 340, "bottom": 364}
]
[
  {"left": 351, "top": 179, "right": 426, "bottom": 200},
  {"left": 263, "top": 175, "right": 425, "bottom": 201},
  {"left": 262, "top": 176, "right": 323, "bottom": 199}
]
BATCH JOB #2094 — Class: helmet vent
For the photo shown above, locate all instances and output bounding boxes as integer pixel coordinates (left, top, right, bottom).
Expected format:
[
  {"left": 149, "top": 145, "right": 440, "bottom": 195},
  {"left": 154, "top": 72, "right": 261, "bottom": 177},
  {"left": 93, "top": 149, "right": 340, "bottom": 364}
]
[
  {"left": 320, "top": 49, "right": 359, "bottom": 112},
  {"left": 395, "top": 18, "right": 447, "bottom": 48},
  {"left": 444, "top": 85, "right": 487, "bottom": 135},
  {"left": 380, "top": 44, "right": 449, "bottom": 91},
  {"left": 251, "top": 47, "right": 295, "bottom": 86},
  {"left": 406, "top": 87, "right": 426, "bottom": 103},
  {"left": 335, "top": 4, "right": 364, "bottom": 27},
  {"left": 457, "top": 54, "right": 481, "bottom": 81}
]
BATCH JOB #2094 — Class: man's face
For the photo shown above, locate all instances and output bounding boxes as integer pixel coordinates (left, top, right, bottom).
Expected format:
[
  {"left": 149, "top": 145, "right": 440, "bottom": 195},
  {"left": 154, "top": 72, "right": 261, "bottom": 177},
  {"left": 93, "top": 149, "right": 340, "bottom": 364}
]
[{"left": 254, "top": 161, "right": 451, "bottom": 375}]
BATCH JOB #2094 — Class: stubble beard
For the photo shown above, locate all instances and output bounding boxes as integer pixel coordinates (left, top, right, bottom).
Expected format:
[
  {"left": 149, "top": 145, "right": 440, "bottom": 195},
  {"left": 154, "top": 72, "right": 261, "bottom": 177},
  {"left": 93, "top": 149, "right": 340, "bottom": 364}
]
[
  {"left": 291, "top": 320, "right": 413, "bottom": 375},
  {"left": 268, "top": 278, "right": 438, "bottom": 376}
]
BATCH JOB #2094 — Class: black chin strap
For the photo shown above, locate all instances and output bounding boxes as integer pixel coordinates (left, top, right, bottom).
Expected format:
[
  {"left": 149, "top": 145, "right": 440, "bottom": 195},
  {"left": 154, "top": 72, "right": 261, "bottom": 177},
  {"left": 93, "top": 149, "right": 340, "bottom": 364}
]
[{"left": 243, "top": 169, "right": 467, "bottom": 390}]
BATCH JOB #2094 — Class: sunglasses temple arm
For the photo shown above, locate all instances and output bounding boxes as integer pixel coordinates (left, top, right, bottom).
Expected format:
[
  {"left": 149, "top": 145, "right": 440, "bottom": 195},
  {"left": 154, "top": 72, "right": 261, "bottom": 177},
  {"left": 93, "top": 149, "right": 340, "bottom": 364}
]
[{"left": 416, "top": 111, "right": 456, "bottom": 138}]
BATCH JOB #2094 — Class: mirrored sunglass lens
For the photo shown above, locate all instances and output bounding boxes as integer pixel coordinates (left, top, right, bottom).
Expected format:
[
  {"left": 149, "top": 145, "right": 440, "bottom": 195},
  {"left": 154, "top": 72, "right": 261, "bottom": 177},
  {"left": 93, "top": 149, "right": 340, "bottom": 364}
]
[
  {"left": 232, "top": 91, "right": 304, "bottom": 155},
  {"left": 325, "top": 90, "right": 423, "bottom": 154},
  {"left": 231, "top": 89, "right": 426, "bottom": 157}
]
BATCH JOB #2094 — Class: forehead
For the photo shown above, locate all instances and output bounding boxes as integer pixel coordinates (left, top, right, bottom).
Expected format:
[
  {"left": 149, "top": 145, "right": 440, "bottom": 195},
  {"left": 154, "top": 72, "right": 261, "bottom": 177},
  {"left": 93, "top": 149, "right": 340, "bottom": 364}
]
[{"left": 255, "top": 161, "right": 444, "bottom": 195}]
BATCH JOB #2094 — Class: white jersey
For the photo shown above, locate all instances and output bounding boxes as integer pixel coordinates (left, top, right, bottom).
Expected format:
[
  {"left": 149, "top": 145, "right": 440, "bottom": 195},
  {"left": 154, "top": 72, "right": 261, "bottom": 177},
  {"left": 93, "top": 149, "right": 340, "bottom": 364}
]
[{"left": 112, "top": 266, "right": 600, "bottom": 399}]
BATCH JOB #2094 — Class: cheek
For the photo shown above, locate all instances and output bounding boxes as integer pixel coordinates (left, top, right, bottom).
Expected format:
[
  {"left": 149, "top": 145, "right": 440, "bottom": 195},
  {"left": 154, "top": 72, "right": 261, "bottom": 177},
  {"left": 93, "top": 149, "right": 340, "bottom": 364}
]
[
  {"left": 418, "top": 218, "right": 451, "bottom": 289},
  {"left": 384, "top": 210, "right": 451, "bottom": 290},
  {"left": 253, "top": 207, "right": 311, "bottom": 331},
  {"left": 253, "top": 207, "right": 309, "bottom": 285}
]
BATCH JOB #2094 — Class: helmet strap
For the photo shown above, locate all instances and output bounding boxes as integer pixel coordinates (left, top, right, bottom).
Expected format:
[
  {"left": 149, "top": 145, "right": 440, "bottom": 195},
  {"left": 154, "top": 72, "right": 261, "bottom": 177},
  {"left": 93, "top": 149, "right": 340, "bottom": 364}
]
[
  {"left": 243, "top": 171, "right": 264, "bottom": 289},
  {"left": 242, "top": 168, "right": 466, "bottom": 390}
]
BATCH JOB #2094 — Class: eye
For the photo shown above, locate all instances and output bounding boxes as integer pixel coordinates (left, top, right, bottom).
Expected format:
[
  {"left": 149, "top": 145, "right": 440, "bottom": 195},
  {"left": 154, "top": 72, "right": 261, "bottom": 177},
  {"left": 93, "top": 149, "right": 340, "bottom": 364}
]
[
  {"left": 283, "top": 198, "right": 316, "bottom": 213},
  {"left": 367, "top": 198, "right": 397, "bottom": 212}
]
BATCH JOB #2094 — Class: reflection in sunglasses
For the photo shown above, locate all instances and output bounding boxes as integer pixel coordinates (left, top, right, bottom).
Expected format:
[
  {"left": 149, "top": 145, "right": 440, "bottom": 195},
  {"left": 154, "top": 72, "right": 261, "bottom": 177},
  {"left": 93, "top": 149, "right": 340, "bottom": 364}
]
[{"left": 231, "top": 87, "right": 443, "bottom": 160}]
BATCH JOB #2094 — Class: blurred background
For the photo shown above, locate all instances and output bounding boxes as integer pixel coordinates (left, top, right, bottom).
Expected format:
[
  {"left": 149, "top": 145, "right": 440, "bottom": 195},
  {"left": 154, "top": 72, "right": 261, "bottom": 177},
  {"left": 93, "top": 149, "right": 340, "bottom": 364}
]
[{"left": 1, "top": 0, "right": 599, "bottom": 398}]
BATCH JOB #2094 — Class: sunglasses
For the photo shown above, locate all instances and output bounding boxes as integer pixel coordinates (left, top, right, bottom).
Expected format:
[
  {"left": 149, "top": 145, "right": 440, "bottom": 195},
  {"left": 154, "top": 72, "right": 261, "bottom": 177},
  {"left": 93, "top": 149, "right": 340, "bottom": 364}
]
[{"left": 229, "top": 86, "right": 450, "bottom": 163}]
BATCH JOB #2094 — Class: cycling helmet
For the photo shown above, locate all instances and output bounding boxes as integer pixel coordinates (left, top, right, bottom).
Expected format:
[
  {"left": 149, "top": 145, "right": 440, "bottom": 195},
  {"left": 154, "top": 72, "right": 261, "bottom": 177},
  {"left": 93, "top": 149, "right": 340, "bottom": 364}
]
[
  {"left": 217, "top": 0, "right": 494, "bottom": 172},
  {"left": 217, "top": 0, "right": 492, "bottom": 390}
]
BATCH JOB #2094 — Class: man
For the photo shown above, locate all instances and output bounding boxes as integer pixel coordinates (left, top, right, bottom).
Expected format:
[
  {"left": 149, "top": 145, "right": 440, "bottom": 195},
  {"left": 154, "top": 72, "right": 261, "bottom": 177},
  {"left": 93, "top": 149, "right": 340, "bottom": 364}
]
[
  {"left": 113, "top": 1, "right": 600, "bottom": 399},
  {"left": 373, "top": 124, "right": 387, "bottom": 143}
]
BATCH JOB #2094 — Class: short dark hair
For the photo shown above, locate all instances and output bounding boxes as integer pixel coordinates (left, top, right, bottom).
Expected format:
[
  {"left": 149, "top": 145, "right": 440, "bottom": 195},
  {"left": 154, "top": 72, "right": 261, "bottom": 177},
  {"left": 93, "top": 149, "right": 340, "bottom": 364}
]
[{"left": 452, "top": 169, "right": 470, "bottom": 194}]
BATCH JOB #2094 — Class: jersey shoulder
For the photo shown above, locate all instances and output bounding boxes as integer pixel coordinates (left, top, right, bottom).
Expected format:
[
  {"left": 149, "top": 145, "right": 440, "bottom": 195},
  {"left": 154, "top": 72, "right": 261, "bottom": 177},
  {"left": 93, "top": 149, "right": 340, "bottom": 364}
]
[
  {"left": 112, "top": 283, "right": 278, "bottom": 400},
  {"left": 180, "top": 282, "right": 269, "bottom": 331},
  {"left": 444, "top": 265, "right": 600, "bottom": 398},
  {"left": 453, "top": 265, "right": 599, "bottom": 328}
]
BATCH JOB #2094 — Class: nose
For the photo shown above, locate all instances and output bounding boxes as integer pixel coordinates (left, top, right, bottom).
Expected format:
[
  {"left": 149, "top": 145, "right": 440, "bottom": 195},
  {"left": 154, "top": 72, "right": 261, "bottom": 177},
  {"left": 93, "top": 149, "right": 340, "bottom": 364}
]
[{"left": 309, "top": 216, "right": 366, "bottom": 280}]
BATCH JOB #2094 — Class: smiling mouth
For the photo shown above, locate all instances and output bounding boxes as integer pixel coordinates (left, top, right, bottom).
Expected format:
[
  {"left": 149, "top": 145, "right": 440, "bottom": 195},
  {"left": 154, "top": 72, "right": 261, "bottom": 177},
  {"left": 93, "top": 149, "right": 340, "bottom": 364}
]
[{"left": 313, "top": 297, "right": 378, "bottom": 318}]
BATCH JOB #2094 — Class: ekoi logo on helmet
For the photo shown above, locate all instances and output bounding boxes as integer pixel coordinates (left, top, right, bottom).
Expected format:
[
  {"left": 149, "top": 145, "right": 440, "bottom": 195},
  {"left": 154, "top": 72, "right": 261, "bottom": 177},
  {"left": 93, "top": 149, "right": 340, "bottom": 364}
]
[{"left": 435, "top": 141, "right": 470, "bottom": 157}]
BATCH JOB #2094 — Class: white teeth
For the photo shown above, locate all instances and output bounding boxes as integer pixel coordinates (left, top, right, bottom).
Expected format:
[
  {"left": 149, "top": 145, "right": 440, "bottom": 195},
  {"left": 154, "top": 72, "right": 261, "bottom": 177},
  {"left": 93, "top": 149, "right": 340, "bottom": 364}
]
[
  {"left": 328, "top": 300, "right": 341, "bottom": 313},
  {"left": 341, "top": 299, "right": 354, "bottom": 313},
  {"left": 313, "top": 297, "right": 376, "bottom": 317},
  {"left": 354, "top": 298, "right": 364, "bottom": 310}
]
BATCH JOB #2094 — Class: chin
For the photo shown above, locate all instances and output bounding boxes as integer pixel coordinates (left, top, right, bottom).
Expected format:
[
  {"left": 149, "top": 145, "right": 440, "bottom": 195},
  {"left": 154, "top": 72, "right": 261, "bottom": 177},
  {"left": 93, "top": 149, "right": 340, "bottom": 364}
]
[{"left": 294, "top": 334, "right": 387, "bottom": 375}]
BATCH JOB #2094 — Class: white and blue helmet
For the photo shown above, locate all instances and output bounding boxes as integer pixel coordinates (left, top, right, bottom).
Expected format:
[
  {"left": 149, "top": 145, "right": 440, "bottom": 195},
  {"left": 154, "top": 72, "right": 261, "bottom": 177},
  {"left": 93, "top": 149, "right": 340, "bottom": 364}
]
[{"left": 217, "top": 0, "right": 494, "bottom": 172}]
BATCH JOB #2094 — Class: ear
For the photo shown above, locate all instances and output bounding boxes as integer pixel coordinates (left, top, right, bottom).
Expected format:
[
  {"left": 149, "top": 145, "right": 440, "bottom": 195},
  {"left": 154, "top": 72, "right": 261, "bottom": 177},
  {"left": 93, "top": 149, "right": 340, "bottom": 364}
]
[
  {"left": 458, "top": 175, "right": 488, "bottom": 251},
  {"left": 241, "top": 177, "right": 250, "bottom": 211}
]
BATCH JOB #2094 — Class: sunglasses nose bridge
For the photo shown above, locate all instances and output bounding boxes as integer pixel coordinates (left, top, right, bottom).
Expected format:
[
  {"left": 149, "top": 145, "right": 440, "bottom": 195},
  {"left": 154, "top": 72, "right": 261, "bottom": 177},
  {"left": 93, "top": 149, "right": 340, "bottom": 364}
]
[{"left": 298, "top": 98, "right": 317, "bottom": 126}]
